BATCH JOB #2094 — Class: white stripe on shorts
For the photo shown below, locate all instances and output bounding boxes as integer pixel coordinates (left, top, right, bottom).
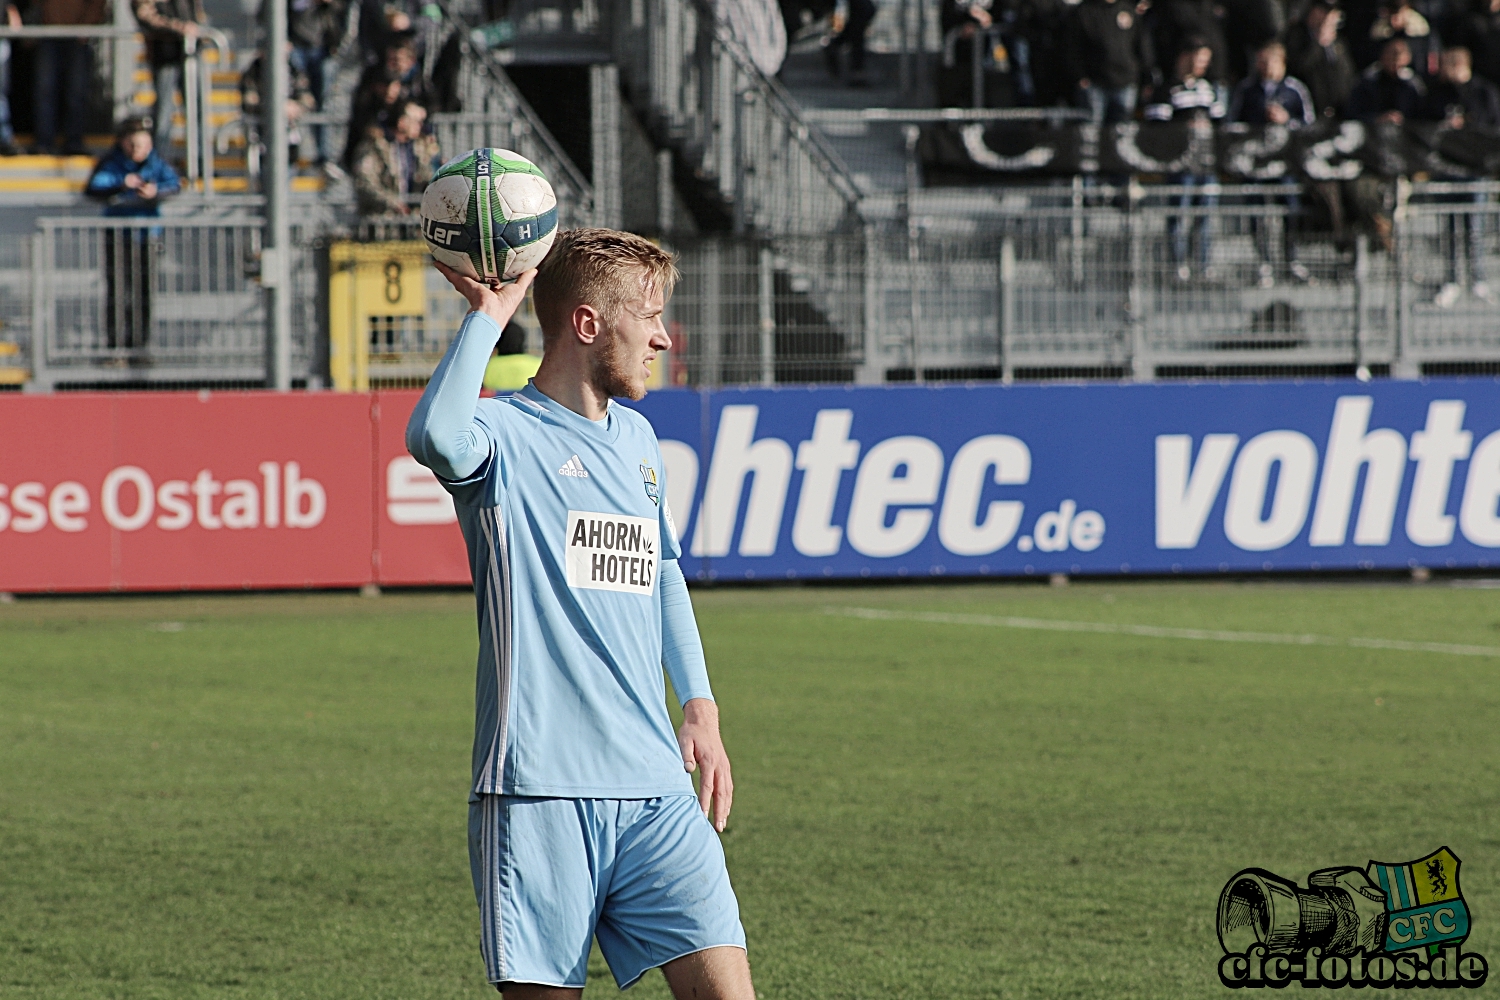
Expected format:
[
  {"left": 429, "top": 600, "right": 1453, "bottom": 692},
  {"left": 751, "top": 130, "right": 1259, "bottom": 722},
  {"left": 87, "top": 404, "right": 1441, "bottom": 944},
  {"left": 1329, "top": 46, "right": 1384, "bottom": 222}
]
[{"left": 479, "top": 795, "right": 505, "bottom": 981}]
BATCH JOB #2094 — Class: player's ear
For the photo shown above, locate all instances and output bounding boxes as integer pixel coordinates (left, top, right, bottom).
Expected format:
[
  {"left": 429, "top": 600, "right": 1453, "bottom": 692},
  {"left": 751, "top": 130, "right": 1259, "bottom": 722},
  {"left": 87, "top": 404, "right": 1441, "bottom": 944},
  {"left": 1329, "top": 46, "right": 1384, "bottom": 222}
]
[{"left": 572, "top": 303, "right": 602, "bottom": 345}]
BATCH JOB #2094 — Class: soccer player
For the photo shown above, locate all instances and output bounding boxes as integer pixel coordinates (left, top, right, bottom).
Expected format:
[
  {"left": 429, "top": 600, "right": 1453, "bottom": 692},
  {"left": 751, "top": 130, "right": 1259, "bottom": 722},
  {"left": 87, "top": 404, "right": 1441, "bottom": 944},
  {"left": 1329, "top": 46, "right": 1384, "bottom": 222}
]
[{"left": 406, "top": 229, "right": 752, "bottom": 1000}]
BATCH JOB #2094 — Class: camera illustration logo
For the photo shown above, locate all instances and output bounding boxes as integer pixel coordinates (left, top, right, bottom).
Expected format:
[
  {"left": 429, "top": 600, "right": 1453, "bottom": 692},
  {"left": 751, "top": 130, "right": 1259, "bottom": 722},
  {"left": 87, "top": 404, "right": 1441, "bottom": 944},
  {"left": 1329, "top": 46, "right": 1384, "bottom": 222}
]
[{"left": 1217, "top": 847, "right": 1489, "bottom": 989}]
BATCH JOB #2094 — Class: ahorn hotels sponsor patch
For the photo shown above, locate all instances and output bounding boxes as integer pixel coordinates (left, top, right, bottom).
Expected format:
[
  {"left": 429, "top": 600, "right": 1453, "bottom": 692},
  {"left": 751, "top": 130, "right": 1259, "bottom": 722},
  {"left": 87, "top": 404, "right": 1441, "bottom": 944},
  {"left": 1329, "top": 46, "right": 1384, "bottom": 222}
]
[{"left": 565, "top": 510, "right": 659, "bottom": 595}]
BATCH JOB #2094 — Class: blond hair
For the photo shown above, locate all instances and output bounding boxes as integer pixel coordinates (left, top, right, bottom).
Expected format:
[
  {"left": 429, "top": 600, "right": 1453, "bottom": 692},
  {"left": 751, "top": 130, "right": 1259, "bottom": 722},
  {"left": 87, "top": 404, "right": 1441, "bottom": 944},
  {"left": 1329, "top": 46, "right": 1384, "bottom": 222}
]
[{"left": 533, "top": 229, "right": 679, "bottom": 345}]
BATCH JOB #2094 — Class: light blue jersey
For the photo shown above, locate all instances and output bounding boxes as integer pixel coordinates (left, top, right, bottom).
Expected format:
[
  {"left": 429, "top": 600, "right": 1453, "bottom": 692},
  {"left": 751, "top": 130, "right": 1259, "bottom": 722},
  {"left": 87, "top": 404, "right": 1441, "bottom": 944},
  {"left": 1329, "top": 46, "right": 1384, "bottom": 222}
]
[
  {"left": 408, "top": 312, "right": 712, "bottom": 799},
  {"left": 409, "top": 309, "right": 742, "bottom": 990}
]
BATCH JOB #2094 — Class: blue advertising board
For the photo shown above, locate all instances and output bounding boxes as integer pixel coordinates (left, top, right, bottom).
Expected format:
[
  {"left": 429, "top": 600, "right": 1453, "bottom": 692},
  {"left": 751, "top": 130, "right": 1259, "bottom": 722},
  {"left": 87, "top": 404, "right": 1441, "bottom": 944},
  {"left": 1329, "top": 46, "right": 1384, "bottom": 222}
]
[{"left": 627, "top": 379, "right": 1500, "bottom": 580}]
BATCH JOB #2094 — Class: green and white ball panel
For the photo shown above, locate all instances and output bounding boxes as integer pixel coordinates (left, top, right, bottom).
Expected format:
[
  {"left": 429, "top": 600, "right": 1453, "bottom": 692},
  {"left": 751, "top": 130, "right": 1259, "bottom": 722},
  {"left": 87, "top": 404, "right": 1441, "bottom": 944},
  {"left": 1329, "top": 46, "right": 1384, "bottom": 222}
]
[
  {"left": 421, "top": 174, "right": 477, "bottom": 276},
  {"left": 419, "top": 148, "right": 559, "bottom": 282},
  {"left": 495, "top": 171, "right": 559, "bottom": 273}
]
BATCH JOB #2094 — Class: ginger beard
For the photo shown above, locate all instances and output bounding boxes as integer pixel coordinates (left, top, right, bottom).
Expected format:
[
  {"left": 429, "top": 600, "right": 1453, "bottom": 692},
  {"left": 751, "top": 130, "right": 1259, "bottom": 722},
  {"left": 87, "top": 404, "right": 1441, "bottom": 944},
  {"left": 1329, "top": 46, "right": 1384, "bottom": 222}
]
[
  {"left": 587, "top": 319, "right": 648, "bottom": 401},
  {"left": 585, "top": 281, "right": 665, "bottom": 402}
]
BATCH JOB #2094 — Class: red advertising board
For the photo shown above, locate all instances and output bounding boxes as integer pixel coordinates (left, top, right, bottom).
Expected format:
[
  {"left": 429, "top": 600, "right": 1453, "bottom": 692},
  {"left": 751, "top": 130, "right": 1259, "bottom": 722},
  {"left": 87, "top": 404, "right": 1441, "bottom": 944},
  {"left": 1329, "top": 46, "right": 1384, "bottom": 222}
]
[
  {"left": 0, "top": 391, "right": 377, "bottom": 592},
  {"left": 373, "top": 390, "right": 471, "bottom": 587}
]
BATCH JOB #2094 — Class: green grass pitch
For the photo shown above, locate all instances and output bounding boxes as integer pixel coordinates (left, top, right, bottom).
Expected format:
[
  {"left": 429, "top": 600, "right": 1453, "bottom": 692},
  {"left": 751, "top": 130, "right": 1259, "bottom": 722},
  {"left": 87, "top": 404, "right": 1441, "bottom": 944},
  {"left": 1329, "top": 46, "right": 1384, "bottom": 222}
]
[{"left": 2, "top": 580, "right": 1498, "bottom": 999}]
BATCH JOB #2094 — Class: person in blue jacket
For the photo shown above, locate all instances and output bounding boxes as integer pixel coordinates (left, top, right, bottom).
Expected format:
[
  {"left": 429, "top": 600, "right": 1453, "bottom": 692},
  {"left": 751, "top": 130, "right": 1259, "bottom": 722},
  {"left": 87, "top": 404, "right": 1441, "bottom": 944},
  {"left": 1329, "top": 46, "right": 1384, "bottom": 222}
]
[{"left": 86, "top": 118, "right": 181, "bottom": 350}]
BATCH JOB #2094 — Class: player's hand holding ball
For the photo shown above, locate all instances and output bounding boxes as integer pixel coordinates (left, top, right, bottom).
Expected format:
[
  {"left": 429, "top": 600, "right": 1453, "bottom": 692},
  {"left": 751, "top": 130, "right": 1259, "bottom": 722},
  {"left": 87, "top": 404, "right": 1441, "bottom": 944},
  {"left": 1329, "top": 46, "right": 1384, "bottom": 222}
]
[{"left": 434, "top": 260, "right": 536, "bottom": 328}]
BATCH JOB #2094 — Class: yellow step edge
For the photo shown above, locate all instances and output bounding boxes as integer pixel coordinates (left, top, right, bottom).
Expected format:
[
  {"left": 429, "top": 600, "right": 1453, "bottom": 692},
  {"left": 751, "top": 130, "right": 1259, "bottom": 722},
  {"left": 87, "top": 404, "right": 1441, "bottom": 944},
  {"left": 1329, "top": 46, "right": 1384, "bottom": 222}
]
[
  {"left": 0, "top": 155, "right": 96, "bottom": 169},
  {"left": 135, "top": 48, "right": 225, "bottom": 65},
  {"left": 0, "top": 174, "right": 325, "bottom": 193},
  {"left": 0, "top": 368, "right": 30, "bottom": 384},
  {"left": 176, "top": 175, "right": 325, "bottom": 193},
  {"left": 133, "top": 91, "right": 242, "bottom": 107},
  {"left": 0, "top": 178, "right": 85, "bottom": 191},
  {"left": 133, "top": 69, "right": 235, "bottom": 83}
]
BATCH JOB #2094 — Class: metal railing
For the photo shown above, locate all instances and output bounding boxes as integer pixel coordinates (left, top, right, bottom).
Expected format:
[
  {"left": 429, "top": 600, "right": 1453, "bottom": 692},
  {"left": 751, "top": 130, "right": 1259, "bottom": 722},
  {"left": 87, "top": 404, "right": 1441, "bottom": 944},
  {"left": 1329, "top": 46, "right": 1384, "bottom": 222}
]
[
  {"left": 28, "top": 217, "right": 321, "bottom": 389},
  {"left": 661, "top": 181, "right": 1500, "bottom": 386},
  {"left": 607, "top": 0, "right": 862, "bottom": 236},
  {"left": 233, "top": 42, "right": 593, "bottom": 226},
  {"left": 182, "top": 28, "right": 231, "bottom": 195},
  {"left": 12, "top": 182, "right": 1500, "bottom": 390}
]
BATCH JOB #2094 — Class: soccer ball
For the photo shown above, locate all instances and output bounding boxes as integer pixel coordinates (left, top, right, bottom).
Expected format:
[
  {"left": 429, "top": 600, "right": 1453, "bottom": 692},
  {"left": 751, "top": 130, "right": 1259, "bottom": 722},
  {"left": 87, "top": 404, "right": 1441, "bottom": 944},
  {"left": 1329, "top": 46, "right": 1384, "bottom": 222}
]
[{"left": 420, "top": 148, "right": 558, "bottom": 283}]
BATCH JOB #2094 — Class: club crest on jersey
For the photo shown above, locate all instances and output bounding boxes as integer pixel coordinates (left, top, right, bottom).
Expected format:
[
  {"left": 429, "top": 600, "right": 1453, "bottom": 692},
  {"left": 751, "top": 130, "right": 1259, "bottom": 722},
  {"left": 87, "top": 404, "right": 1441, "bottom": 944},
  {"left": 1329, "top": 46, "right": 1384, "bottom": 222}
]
[{"left": 640, "top": 464, "right": 659, "bottom": 505}]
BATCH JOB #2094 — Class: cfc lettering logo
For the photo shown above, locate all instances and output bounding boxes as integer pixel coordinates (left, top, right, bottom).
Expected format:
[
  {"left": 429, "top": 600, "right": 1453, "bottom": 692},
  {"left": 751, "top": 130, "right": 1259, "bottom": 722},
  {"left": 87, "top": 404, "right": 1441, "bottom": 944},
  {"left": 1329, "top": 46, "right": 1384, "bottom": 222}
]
[{"left": 565, "top": 510, "right": 659, "bottom": 596}]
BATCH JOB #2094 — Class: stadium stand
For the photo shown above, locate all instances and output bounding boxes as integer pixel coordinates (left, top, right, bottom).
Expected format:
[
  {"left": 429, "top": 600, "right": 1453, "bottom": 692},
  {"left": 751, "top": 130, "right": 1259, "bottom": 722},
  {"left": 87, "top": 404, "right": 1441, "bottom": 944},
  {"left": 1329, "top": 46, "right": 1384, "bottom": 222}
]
[{"left": 5, "top": 0, "right": 1500, "bottom": 391}]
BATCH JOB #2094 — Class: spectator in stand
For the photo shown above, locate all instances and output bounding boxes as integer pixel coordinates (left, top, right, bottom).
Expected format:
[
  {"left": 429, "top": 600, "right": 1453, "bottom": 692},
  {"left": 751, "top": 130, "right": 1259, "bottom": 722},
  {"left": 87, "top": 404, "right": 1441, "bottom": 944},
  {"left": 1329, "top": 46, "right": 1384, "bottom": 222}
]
[
  {"left": 1287, "top": 0, "right": 1358, "bottom": 118},
  {"left": 1446, "top": 0, "right": 1500, "bottom": 88},
  {"left": 1348, "top": 36, "right": 1428, "bottom": 121},
  {"left": 823, "top": 0, "right": 876, "bottom": 86},
  {"left": 240, "top": 44, "right": 318, "bottom": 173},
  {"left": 289, "top": 0, "right": 347, "bottom": 179},
  {"left": 134, "top": 0, "right": 207, "bottom": 157},
  {"left": 1026, "top": 0, "right": 1077, "bottom": 106},
  {"left": 359, "top": 0, "right": 420, "bottom": 63},
  {"left": 34, "top": 0, "right": 104, "bottom": 156},
  {"left": 1231, "top": 41, "right": 1316, "bottom": 285},
  {"left": 1067, "top": 0, "right": 1153, "bottom": 126},
  {"left": 1224, "top": 0, "right": 1283, "bottom": 81},
  {"left": 1147, "top": 39, "right": 1225, "bottom": 281},
  {"left": 1349, "top": 38, "right": 1426, "bottom": 249},
  {"left": 355, "top": 36, "right": 431, "bottom": 115},
  {"left": 0, "top": 3, "right": 19, "bottom": 156},
  {"left": 1419, "top": 46, "right": 1500, "bottom": 305},
  {"left": 84, "top": 118, "right": 181, "bottom": 350},
  {"left": 345, "top": 37, "right": 430, "bottom": 166},
  {"left": 353, "top": 98, "right": 440, "bottom": 217},
  {"left": 86, "top": 117, "right": 182, "bottom": 215},
  {"left": 1151, "top": 0, "right": 1228, "bottom": 96},
  {"left": 941, "top": 0, "right": 1038, "bottom": 107},
  {"left": 1231, "top": 41, "right": 1316, "bottom": 126},
  {"left": 1424, "top": 43, "right": 1500, "bottom": 119},
  {"left": 343, "top": 68, "right": 402, "bottom": 169},
  {"left": 1365, "top": 0, "right": 1440, "bottom": 76},
  {"left": 482, "top": 322, "right": 542, "bottom": 391}
]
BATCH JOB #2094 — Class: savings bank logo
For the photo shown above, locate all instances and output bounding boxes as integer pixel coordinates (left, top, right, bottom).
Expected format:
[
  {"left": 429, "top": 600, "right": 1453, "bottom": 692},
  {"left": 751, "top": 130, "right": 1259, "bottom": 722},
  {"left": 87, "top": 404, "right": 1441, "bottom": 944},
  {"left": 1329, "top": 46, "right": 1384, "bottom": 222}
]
[{"left": 1217, "top": 848, "right": 1489, "bottom": 989}]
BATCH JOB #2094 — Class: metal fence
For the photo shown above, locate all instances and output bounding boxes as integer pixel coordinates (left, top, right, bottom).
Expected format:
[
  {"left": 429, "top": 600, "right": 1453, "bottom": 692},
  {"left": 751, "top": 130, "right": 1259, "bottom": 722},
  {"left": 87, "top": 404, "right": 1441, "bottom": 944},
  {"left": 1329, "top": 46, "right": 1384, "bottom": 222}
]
[
  {"left": 27, "top": 217, "right": 322, "bottom": 390},
  {"left": 668, "top": 237, "right": 867, "bottom": 385},
  {"left": 665, "top": 181, "right": 1500, "bottom": 386},
  {"left": 11, "top": 181, "right": 1500, "bottom": 391}
]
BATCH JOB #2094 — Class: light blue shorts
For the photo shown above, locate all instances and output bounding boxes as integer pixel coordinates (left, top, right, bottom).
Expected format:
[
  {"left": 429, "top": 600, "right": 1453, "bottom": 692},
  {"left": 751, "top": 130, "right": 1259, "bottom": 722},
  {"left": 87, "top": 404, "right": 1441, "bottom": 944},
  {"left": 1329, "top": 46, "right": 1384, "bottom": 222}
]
[{"left": 468, "top": 794, "right": 746, "bottom": 990}]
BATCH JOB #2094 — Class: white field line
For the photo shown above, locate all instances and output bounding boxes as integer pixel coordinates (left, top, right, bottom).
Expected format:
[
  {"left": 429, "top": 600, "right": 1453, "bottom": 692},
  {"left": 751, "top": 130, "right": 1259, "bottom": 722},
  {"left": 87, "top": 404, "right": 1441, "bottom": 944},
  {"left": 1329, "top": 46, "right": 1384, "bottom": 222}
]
[{"left": 824, "top": 607, "right": 1500, "bottom": 659}]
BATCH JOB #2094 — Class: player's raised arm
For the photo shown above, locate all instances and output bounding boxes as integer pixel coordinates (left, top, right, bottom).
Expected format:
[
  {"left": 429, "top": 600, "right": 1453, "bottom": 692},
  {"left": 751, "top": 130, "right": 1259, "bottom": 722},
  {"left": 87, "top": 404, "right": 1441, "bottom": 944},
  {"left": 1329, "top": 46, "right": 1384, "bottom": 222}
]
[{"left": 405, "top": 265, "right": 536, "bottom": 481}]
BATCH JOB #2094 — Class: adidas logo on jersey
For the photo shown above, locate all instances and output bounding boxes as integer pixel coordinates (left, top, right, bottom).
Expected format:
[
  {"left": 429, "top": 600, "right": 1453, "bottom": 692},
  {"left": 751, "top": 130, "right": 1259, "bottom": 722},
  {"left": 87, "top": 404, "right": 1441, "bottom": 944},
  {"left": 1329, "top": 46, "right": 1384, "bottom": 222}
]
[{"left": 557, "top": 455, "right": 590, "bottom": 478}]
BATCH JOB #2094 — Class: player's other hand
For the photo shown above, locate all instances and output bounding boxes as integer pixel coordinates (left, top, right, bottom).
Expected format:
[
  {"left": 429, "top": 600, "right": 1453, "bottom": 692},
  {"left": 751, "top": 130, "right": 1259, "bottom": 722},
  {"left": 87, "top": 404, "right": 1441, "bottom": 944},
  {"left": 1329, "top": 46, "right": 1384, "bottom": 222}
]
[
  {"left": 678, "top": 698, "right": 733, "bottom": 832},
  {"left": 434, "top": 261, "right": 537, "bottom": 329}
]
